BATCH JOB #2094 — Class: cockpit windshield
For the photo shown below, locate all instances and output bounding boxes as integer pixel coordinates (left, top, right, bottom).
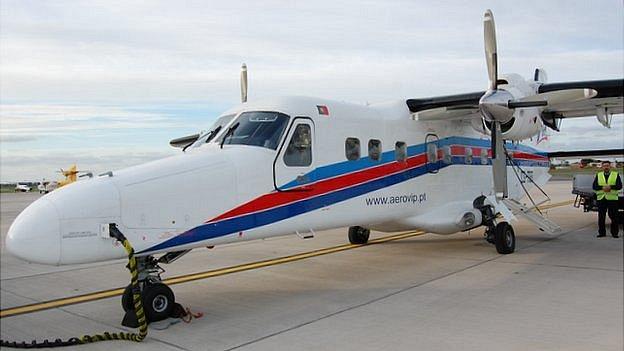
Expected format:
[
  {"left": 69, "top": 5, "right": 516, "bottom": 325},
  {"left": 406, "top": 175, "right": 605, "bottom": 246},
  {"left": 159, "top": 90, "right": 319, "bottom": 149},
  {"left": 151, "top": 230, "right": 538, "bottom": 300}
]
[
  {"left": 191, "top": 114, "right": 236, "bottom": 148},
  {"left": 218, "top": 111, "right": 289, "bottom": 150}
]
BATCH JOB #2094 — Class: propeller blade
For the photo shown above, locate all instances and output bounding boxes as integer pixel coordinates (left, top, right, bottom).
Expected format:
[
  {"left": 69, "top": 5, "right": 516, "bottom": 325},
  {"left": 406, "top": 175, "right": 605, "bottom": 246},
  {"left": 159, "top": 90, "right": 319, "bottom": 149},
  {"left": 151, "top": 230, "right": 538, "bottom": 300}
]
[
  {"left": 507, "top": 100, "right": 548, "bottom": 109},
  {"left": 484, "top": 9, "right": 498, "bottom": 91},
  {"left": 240, "top": 63, "right": 248, "bottom": 103},
  {"left": 491, "top": 121, "right": 497, "bottom": 159},
  {"left": 514, "top": 88, "right": 597, "bottom": 106},
  {"left": 491, "top": 121, "right": 508, "bottom": 199}
]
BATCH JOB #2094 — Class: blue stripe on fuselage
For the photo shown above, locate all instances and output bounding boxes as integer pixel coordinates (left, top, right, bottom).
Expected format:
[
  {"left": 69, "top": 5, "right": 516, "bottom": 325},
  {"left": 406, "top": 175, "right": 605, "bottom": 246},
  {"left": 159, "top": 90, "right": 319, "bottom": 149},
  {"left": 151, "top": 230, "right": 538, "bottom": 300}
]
[{"left": 140, "top": 137, "right": 547, "bottom": 253}]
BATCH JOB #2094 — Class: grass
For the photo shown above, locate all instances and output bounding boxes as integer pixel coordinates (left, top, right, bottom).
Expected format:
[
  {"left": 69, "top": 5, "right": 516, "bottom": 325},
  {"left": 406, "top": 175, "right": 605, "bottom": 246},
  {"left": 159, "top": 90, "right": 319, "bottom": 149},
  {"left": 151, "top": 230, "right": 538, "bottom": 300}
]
[{"left": 549, "top": 166, "right": 624, "bottom": 179}]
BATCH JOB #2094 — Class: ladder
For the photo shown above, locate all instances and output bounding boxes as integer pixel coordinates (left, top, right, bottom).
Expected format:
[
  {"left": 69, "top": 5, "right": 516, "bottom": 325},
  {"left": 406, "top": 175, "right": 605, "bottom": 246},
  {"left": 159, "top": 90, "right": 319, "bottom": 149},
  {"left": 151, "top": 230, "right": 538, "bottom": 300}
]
[{"left": 502, "top": 198, "right": 562, "bottom": 234}]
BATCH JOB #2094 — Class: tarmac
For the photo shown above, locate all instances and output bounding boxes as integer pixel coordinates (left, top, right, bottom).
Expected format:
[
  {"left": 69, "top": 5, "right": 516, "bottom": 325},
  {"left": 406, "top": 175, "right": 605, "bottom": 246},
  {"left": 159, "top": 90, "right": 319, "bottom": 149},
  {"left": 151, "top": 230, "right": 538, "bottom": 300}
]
[{"left": 1, "top": 181, "right": 622, "bottom": 350}]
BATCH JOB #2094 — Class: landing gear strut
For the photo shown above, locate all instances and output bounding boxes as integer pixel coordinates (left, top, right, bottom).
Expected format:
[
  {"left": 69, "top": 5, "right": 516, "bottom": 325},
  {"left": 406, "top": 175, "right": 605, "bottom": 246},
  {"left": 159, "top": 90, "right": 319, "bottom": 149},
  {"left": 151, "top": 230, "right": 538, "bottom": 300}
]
[
  {"left": 119, "top": 250, "right": 189, "bottom": 327},
  {"left": 348, "top": 226, "right": 370, "bottom": 244},
  {"left": 474, "top": 196, "right": 515, "bottom": 254}
]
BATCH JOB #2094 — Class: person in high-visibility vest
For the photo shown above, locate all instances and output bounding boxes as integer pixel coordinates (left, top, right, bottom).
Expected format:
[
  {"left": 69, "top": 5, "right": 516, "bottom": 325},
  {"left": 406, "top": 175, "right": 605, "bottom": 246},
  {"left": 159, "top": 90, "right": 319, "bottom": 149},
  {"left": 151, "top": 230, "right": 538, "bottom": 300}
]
[{"left": 592, "top": 160, "right": 622, "bottom": 238}]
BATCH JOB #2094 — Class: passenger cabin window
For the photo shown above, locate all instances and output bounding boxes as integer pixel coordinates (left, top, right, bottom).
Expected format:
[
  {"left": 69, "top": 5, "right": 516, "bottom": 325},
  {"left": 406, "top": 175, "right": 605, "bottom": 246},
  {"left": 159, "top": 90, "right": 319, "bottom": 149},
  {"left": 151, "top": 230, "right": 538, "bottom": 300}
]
[
  {"left": 345, "top": 137, "right": 360, "bottom": 161},
  {"left": 218, "top": 111, "right": 289, "bottom": 150},
  {"left": 442, "top": 146, "right": 452, "bottom": 164},
  {"left": 284, "top": 124, "right": 312, "bottom": 167},
  {"left": 395, "top": 141, "right": 407, "bottom": 162},
  {"left": 427, "top": 143, "right": 438, "bottom": 164},
  {"left": 368, "top": 139, "right": 381, "bottom": 161},
  {"left": 465, "top": 148, "right": 473, "bottom": 164},
  {"left": 480, "top": 148, "right": 489, "bottom": 165}
]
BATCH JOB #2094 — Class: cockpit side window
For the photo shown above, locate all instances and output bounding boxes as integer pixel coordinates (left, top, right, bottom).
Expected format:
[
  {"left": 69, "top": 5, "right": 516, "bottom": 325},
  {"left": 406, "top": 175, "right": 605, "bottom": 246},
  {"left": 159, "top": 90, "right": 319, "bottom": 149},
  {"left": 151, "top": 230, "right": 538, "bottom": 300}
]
[
  {"left": 284, "top": 124, "right": 312, "bottom": 167},
  {"left": 218, "top": 111, "right": 290, "bottom": 150},
  {"left": 205, "top": 114, "right": 235, "bottom": 143}
]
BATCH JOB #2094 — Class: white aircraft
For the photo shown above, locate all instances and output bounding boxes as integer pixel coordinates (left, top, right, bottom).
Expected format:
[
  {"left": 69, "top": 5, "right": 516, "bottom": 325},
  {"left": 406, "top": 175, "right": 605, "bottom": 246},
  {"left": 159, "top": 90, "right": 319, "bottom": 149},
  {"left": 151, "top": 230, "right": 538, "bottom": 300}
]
[
  {"left": 5, "top": 10, "right": 623, "bottom": 325},
  {"left": 14, "top": 183, "right": 31, "bottom": 192}
]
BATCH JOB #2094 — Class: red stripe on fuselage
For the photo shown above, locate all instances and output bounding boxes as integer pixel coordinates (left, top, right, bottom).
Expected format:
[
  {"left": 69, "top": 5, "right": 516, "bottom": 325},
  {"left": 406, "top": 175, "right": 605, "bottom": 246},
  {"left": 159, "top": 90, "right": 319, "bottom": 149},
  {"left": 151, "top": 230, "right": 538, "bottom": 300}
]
[
  {"left": 510, "top": 151, "right": 548, "bottom": 161},
  {"left": 207, "top": 146, "right": 546, "bottom": 224},
  {"left": 208, "top": 154, "right": 427, "bottom": 223}
]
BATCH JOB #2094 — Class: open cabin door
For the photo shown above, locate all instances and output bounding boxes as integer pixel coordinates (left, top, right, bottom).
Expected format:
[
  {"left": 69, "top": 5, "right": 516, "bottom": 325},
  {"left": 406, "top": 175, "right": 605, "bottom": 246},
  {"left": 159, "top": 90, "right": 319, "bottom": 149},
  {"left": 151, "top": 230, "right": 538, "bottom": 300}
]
[
  {"left": 273, "top": 117, "right": 316, "bottom": 191},
  {"left": 425, "top": 133, "right": 441, "bottom": 173}
]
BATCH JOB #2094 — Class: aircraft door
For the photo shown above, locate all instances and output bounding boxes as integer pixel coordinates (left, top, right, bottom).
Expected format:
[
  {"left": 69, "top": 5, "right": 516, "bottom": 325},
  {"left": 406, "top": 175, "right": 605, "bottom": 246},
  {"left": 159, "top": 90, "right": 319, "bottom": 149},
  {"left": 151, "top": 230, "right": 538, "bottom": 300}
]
[
  {"left": 425, "top": 133, "right": 441, "bottom": 173},
  {"left": 274, "top": 118, "right": 315, "bottom": 191}
]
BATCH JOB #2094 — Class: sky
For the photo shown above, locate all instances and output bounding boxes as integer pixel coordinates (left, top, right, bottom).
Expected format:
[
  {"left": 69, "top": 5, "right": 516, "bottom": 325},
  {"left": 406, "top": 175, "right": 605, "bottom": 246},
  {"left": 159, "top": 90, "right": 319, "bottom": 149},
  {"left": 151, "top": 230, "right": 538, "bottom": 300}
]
[{"left": 0, "top": 0, "right": 622, "bottom": 182}]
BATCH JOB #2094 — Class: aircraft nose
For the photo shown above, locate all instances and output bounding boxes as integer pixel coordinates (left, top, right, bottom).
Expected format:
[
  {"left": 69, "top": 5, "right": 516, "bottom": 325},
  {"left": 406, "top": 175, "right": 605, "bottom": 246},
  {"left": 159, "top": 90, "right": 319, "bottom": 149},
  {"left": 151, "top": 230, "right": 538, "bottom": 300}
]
[{"left": 6, "top": 198, "right": 61, "bottom": 265}]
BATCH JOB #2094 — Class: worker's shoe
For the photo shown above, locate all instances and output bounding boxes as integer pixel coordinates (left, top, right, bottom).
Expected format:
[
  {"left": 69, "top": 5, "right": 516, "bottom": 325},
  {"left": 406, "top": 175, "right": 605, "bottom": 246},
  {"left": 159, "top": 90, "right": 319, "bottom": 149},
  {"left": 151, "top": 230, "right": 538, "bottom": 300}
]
[
  {"left": 596, "top": 234, "right": 606, "bottom": 238},
  {"left": 613, "top": 235, "right": 620, "bottom": 238}
]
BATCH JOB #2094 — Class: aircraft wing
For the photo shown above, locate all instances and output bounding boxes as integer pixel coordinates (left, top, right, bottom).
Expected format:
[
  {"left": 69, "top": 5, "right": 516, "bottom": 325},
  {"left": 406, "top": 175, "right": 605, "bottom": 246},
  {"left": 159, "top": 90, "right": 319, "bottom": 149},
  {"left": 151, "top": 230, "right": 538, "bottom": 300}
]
[
  {"left": 406, "top": 91, "right": 483, "bottom": 121},
  {"left": 538, "top": 79, "right": 623, "bottom": 128},
  {"left": 406, "top": 79, "right": 624, "bottom": 127}
]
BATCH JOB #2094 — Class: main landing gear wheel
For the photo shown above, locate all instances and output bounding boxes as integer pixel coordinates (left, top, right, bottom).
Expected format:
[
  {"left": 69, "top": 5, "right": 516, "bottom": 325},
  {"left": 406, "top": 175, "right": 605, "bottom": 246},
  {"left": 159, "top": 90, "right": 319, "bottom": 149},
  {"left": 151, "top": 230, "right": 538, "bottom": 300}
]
[
  {"left": 348, "top": 226, "right": 370, "bottom": 244},
  {"left": 494, "top": 222, "right": 515, "bottom": 254}
]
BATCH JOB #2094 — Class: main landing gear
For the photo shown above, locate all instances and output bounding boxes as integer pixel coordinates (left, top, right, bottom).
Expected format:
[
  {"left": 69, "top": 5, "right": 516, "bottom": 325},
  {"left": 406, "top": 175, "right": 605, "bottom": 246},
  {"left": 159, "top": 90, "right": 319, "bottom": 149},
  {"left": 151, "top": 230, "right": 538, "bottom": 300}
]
[
  {"left": 485, "top": 222, "right": 516, "bottom": 254},
  {"left": 474, "top": 196, "right": 515, "bottom": 254},
  {"left": 348, "top": 226, "right": 370, "bottom": 244},
  {"left": 120, "top": 250, "right": 189, "bottom": 327}
]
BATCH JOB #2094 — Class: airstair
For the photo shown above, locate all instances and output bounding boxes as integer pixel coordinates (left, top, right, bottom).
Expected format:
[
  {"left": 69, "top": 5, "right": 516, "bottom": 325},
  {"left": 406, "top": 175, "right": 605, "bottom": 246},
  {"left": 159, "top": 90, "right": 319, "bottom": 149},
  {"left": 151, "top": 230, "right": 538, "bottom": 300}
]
[{"left": 502, "top": 198, "right": 562, "bottom": 234}]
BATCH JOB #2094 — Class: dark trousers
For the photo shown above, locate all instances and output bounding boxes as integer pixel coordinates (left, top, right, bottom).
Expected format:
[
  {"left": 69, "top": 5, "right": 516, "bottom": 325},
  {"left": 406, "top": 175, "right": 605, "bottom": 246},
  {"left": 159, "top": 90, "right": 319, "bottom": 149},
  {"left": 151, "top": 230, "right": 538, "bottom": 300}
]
[{"left": 597, "top": 199, "right": 619, "bottom": 236}]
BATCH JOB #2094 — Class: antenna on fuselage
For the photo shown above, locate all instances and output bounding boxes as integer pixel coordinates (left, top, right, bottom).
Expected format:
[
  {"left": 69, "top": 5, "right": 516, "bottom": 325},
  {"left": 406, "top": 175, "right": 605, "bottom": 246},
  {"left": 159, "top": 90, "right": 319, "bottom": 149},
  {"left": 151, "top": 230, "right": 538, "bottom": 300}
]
[{"left": 241, "top": 63, "right": 248, "bottom": 103}]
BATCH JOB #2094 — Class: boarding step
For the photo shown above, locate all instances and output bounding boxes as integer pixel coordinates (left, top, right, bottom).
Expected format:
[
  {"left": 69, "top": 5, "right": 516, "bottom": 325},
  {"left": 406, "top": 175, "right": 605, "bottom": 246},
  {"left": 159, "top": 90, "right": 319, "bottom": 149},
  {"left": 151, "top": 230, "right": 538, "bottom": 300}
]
[{"left": 502, "top": 199, "right": 562, "bottom": 234}]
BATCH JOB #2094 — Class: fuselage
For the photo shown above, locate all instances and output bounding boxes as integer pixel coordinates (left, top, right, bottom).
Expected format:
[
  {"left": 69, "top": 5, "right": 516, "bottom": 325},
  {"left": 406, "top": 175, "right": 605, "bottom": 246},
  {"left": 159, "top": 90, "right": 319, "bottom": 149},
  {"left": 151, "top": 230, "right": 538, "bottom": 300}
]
[{"left": 6, "top": 96, "right": 550, "bottom": 265}]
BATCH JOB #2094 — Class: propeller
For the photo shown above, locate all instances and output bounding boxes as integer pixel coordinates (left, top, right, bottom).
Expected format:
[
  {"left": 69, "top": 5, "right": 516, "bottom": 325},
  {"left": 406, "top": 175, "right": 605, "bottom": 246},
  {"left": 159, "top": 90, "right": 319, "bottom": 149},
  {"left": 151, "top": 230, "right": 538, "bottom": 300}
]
[
  {"left": 479, "top": 10, "right": 509, "bottom": 199},
  {"left": 241, "top": 63, "right": 248, "bottom": 103},
  {"left": 478, "top": 10, "right": 599, "bottom": 200}
]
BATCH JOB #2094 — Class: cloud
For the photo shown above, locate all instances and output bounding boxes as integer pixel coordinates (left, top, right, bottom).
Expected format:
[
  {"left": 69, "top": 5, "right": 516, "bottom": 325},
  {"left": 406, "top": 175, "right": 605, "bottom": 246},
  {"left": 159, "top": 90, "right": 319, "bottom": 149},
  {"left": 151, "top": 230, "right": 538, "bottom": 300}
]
[
  {"left": 0, "top": 135, "right": 38, "bottom": 143},
  {"left": 0, "top": 0, "right": 622, "bottom": 181},
  {"left": 0, "top": 147, "right": 177, "bottom": 182},
  {"left": 1, "top": 1, "right": 621, "bottom": 104},
  {"left": 542, "top": 117, "right": 624, "bottom": 151},
  {"left": 0, "top": 104, "right": 177, "bottom": 139}
]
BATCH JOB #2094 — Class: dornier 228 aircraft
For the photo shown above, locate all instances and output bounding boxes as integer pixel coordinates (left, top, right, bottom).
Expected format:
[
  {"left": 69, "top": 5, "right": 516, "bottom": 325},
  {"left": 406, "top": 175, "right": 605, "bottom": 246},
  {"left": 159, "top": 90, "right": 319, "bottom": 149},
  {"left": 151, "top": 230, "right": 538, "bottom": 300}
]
[{"left": 6, "top": 10, "right": 624, "bottom": 325}]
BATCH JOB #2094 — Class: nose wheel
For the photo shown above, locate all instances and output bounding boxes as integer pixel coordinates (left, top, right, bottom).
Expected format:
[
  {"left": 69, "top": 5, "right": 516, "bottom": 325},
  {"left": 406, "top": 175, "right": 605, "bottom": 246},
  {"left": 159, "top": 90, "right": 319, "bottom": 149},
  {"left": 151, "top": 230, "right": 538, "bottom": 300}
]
[
  {"left": 122, "top": 282, "right": 175, "bottom": 322},
  {"left": 120, "top": 255, "right": 180, "bottom": 327}
]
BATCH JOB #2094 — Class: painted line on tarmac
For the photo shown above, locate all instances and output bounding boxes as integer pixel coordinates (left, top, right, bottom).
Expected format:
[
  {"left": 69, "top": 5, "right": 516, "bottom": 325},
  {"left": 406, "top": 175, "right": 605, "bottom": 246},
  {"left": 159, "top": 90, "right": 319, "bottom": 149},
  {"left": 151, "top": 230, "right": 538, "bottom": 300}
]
[
  {"left": 538, "top": 199, "right": 574, "bottom": 210},
  {"left": 0, "top": 230, "right": 425, "bottom": 318},
  {"left": 0, "top": 199, "right": 575, "bottom": 319}
]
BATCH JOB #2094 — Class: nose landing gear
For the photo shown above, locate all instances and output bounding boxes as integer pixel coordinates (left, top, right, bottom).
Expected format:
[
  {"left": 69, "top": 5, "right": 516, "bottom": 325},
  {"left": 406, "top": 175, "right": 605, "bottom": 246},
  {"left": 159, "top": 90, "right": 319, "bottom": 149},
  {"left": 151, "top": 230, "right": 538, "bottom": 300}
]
[
  {"left": 120, "top": 254, "right": 184, "bottom": 327},
  {"left": 109, "top": 226, "right": 189, "bottom": 328}
]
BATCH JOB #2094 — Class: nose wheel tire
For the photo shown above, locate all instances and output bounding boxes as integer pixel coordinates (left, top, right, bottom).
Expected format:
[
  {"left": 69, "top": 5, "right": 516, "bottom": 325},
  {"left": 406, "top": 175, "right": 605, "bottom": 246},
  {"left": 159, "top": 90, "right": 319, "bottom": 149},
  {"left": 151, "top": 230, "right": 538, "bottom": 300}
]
[
  {"left": 121, "top": 283, "right": 175, "bottom": 322},
  {"left": 494, "top": 222, "right": 515, "bottom": 254},
  {"left": 348, "top": 226, "right": 370, "bottom": 244}
]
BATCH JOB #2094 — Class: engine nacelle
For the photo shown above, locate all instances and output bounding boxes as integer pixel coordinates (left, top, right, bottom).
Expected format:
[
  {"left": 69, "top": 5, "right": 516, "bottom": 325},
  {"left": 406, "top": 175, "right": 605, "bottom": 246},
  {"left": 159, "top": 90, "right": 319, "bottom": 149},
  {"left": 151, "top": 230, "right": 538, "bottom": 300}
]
[
  {"left": 472, "top": 73, "right": 544, "bottom": 141},
  {"left": 474, "top": 107, "right": 544, "bottom": 141}
]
